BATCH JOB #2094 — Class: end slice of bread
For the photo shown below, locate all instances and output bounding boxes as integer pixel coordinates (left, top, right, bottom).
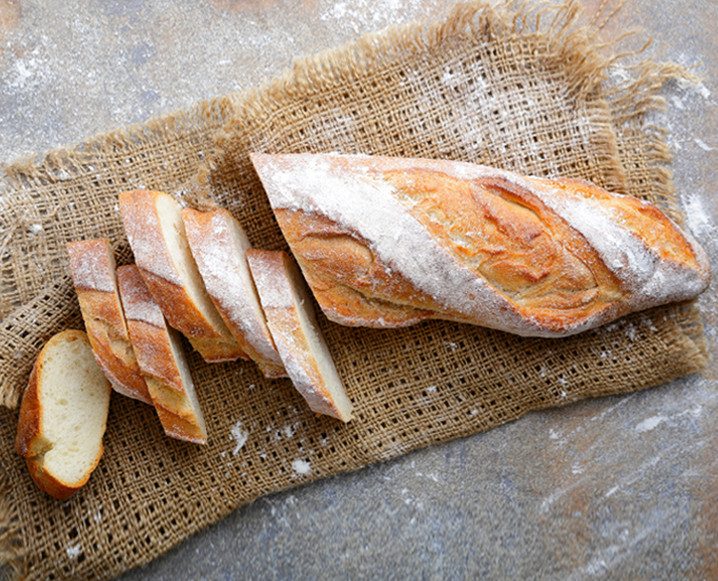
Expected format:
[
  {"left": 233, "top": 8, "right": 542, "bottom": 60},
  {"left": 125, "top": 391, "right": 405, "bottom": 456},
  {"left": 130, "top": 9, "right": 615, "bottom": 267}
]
[
  {"left": 15, "top": 330, "right": 112, "bottom": 500},
  {"left": 247, "top": 249, "right": 353, "bottom": 422},
  {"left": 119, "top": 190, "right": 243, "bottom": 363},
  {"left": 182, "top": 208, "right": 286, "bottom": 378},
  {"left": 117, "top": 264, "right": 208, "bottom": 444},
  {"left": 67, "top": 238, "right": 152, "bottom": 404}
]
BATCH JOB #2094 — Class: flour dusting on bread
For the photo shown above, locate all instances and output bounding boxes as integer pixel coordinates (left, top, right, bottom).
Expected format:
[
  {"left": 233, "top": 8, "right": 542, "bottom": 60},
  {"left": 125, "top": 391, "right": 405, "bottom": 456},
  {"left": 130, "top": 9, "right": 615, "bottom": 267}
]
[{"left": 252, "top": 152, "right": 711, "bottom": 338}]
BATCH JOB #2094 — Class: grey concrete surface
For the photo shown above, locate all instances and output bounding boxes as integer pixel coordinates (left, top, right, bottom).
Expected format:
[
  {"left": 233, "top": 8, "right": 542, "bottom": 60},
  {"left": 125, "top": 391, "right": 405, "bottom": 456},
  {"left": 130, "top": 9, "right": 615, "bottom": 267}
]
[{"left": 1, "top": 0, "right": 716, "bottom": 579}]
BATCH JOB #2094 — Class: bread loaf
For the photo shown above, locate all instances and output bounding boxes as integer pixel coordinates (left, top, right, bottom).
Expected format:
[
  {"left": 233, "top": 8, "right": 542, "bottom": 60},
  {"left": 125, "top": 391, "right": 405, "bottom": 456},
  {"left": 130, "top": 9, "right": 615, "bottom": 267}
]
[
  {"left": 182, "top": 208, "right": 286, "bottom": 378},
  {"left": 247, "top": 249, "right": 352, "bottom": 422},
  {"left": 117, "top": 265, "right": 208, "bottom": 445},
  {"left": 16, "top": 330, "right": 112, "bottom": 500},
  {"left": 251, "top": 153, "right": 711, "bottom": 338},
  {"left": 119, "top": 190, "right": 244, "bottom": 362},
  {"left": 67, "top": 238, "right": 152, "bottom": 404}
]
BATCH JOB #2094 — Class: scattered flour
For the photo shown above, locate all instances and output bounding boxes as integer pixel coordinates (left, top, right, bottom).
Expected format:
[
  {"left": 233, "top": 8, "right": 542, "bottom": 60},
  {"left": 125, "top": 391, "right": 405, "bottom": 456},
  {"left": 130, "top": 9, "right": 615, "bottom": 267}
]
[
  {"left": 229, "top": 421, "right": 249, "bottom": 455},
  {"left": 282, "top": 423, "right": 298, "bottom": 439},
  {"left": 624, "top": 323, "right": 638, "bottom": 342},
  {"left": 694, "top": 138, "right": 715, "bottom": 151},
  {"left": 28, "top": 223, "right": 43, "bottom": 235},
  {"left": 66, "top": 544, "right": 82, "bottom": 559},
  {"left": 291, "top": 459, "right": 311, "bottom": 476},
  {"left": 635, "top": 415, "right": 666, "bottom": 433},
  {"left": 445, "top": 341, "right": 459, "bottom": 352},
  {"left": 425, "top": 385, "right": 438, "bottom": 394},
  {"left": 683, "top": 193, "right": 717, "bottom": 241}
]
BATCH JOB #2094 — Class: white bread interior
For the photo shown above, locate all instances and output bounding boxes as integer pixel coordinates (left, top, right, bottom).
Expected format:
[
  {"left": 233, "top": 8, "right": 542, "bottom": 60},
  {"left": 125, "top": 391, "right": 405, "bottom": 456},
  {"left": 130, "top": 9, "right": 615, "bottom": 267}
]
[
  {"left": 167, "top": 327, "right": 207, "bottom": 440},
  {"left": 37, "top": 334, "right": 111, "bottom": 485},
  {"left": 154, "top": 194, "right": 229, "bottom": 334},
  {"left": 248, "top": 250, "right": 352, "bottom": 422}
]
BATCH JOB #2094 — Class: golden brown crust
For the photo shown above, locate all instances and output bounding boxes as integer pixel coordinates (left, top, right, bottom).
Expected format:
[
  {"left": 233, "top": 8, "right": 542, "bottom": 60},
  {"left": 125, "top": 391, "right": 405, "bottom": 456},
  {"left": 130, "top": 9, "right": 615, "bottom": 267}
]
[
  {"left": 137, "top": 267, "right": 244, "bottom": 363},
  {"left": 117, "top": 265, "right": 207, "bottom": 445},
  {"left": 15, "top": 330, "right": 107, "bottom": 500},
  {"left": 119, "top": 190, "right": 243, "bottom": 362},
  {"left": 67, "top": 239, "right": 152, "bottom": 404},
  {"left": 254, "top": 153, "right": 711, "bottom": 337}
]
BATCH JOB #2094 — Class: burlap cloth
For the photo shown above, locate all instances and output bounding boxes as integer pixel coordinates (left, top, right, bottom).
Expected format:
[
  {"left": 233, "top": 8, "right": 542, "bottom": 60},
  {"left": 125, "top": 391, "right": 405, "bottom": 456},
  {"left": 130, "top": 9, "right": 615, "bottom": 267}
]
[{"left": 0, "top": 1, "right": 707, "bottom": 578}]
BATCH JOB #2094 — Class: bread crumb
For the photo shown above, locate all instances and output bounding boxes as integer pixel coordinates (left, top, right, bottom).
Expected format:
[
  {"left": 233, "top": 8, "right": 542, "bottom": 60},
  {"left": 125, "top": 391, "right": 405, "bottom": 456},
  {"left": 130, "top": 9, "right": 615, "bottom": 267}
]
[
  {"left": 230, "top": 421, "right": 248, "bottom": 456},
  {"left": 291, "top": 459, "right": 311, "bottom": 475}
]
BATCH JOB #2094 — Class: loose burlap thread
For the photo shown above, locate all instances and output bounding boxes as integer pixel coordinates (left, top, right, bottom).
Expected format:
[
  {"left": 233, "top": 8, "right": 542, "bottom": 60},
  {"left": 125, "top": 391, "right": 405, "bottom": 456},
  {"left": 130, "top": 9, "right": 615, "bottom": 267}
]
[{"left": 0, "top": 1, "right": 707, "bottom": 578}]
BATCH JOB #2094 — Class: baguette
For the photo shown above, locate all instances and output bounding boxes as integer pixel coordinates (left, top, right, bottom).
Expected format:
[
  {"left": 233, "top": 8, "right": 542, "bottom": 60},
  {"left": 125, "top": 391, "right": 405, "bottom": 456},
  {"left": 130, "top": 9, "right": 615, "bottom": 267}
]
[
  {"left": 119, "top": 190, "right": 243, "bottom": 362},
  {"left": 251, "top": 152, "right": 711, "bottom": 337},
  {"left": 247, "top": 249, "right": 352, "bottom": 422},
  {"left": 182, "top": 208, "right": 286, "bottom": 378},
  {"left": 16, "top": 330, "right": 111, "bottom": 500},
  {"left": 116, "top": 265, "right": 208, "bottom": 444},
  {"left": 67, "top": 238, "right": 152, "bottom": 404}
]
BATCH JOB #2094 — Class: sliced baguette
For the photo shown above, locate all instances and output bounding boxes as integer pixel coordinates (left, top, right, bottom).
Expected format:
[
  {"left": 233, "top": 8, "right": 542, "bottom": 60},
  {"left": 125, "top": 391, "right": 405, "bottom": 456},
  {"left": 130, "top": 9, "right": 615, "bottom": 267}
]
[
  {"left": 246, "top": 249, "right": 353, "bottom": 422},
  {"left": 119, "top": 190, "right": 244, "bottom": 362},
  {"left": 182, "top": 208, "right": 286, "bottom": 378},
  {"left": 16, "top": 330, "right": 112, "bottom": 500},
  {"left": 67, "top": 238, "right": 152, "bottom": 404},
  {"left": 116, "top": 264, "right": 208, "bottom": 444}
]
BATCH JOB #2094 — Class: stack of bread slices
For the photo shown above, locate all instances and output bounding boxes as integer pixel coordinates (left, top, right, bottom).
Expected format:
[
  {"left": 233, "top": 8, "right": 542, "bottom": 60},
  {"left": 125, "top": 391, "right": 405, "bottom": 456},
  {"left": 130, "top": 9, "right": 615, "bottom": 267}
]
[{"left": 16, "top": 189, "right": 352, "bottom": 499}]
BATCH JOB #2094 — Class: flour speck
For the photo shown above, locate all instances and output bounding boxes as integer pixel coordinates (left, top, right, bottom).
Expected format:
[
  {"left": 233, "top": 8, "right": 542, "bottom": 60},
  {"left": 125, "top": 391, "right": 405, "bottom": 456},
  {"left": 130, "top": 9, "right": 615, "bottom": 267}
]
[
  {"left": 694, "top": 138, "right": 715, "bottom": 151},
  {"left": 635, "top": 415, "right": 665, "bottom": 433},
  {"left": 229, "top": 421, "right": 248, "bottom": 455},
  {"left": 292, "top": 459, "right": 311, "bottom": 476},
  {"left": 66, "top": 544, "right": 82, "bottom": 559}
]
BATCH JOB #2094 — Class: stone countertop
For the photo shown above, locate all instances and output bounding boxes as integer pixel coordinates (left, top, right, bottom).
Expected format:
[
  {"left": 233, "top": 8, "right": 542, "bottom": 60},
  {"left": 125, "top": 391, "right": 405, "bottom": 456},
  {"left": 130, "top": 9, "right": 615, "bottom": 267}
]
[{"left": 1, "top": 0, "right": 716, "bottom": 578}]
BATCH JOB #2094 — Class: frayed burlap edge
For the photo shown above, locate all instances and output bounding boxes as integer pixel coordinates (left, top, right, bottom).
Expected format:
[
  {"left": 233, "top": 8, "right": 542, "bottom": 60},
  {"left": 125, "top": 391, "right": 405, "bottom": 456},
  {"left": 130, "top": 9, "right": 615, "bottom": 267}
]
[
  {"left": 0, "top": 1, "right": 709, "bottom": 577},
  {"left": 211, "top": 0, "right": 628, "bottom": 196}
]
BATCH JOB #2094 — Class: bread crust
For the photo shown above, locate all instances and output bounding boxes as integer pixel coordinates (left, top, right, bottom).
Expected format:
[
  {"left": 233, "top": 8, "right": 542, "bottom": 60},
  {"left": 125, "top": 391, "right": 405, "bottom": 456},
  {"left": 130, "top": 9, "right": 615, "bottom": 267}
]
[
  {"left": 67, "top": 238, "right": 152, "bottom": 404},
  {"left": 119, "top": 190, "right": 243, "bottom": 362},
  {"left": 252, "top": 153, "right": 711, "bottom": 338},
  {"left": 247, "top": 249, "right": 352, "bottom": 422},
  {"left": 182, "top": 208, "right": 286, "bottom": 378},
  {"left": 117, "top": 265, "right": 208, "bottom": 444},
  {"left": 15, "top": 330, "right": 109, "bottom": 500}
]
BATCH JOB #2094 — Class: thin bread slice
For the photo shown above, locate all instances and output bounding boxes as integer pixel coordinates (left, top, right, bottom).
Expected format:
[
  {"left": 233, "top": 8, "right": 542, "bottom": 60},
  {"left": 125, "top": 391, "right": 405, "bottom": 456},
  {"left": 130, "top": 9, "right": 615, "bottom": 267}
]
[
  {"left": 16, "top": 330, "right": 112, "bottom": 500},
  {"left": 182, "top": 208, "right": 286, "bottom": 378},
  {"left": 67, "top": 238, "right": 152, "bottom": 404},
  {"left": 116, "top": 264, "right": 208, "bottom": 444},
  {"left": 247, "top": 249, "right": 353, "bottom": 422},
  {"left": 119, "top": 190, "right": 244, "bottom": 362}
]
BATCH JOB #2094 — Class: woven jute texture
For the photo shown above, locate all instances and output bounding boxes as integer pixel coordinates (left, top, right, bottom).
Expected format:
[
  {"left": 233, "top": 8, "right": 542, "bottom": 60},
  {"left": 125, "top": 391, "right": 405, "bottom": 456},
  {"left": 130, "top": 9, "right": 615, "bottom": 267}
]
[{"left": 0, "top": 1, "right": 707, "bottom": 578}]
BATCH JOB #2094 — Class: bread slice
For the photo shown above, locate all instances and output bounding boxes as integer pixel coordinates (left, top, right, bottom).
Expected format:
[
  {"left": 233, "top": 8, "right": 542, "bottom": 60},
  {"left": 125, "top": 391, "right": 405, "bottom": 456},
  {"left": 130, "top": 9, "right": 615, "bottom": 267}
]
[
  {"left": 15, "top": 330, "right": 112, "bottom": 500},
  {"left": 182, "top": 208, "right": 286, "bottom": 378},
  {"left": 116, "top": 264, "right": 208, "bottom": 444},
  {"left": 246, "top": 249, "right": 352, "bottom": 422},
  {"left": 67, "top": 238, "right": 152, "bottom": 404},
  {"left": 119, "top": 190, "right": 243, "bottom": 362}
]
